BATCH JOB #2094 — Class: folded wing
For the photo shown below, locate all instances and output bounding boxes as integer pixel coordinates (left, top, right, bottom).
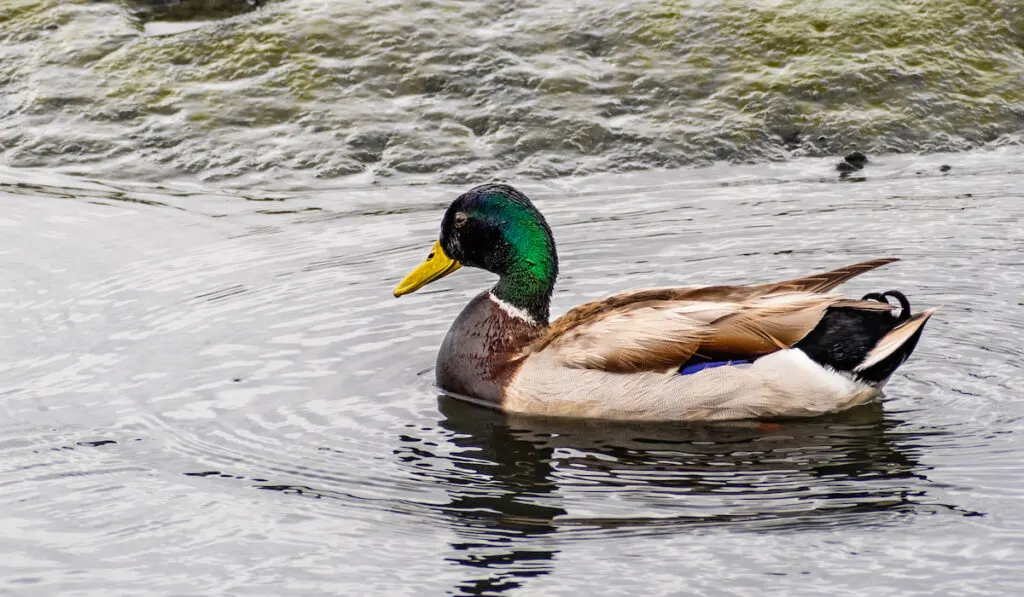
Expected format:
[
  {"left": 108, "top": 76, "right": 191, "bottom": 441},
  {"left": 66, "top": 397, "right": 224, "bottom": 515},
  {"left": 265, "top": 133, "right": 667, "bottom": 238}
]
[{"left": 529, "top": 259, "right": 898, "bottom": 373}]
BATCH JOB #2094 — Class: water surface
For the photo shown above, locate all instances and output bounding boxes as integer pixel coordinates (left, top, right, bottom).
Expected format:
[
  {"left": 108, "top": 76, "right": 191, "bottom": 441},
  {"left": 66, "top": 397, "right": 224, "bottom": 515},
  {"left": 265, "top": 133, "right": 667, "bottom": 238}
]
[
  {"left": 3, "top": 1, "right": 1024, "bottom": 186},
  {"left": 1, "top": 151, "right": 1022, "bottom": 595}
]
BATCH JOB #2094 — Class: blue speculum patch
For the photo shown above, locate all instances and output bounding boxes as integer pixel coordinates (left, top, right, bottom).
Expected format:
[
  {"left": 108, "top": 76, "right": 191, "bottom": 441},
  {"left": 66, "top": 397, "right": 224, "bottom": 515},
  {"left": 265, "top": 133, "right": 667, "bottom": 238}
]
[{"left": 679, "top": 360, "right": 750, "bottom": 375}]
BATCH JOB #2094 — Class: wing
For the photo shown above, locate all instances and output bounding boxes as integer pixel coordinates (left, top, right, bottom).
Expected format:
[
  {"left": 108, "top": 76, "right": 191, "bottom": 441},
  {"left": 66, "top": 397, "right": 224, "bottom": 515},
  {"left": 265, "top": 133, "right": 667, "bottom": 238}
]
[
  {"left": 752, "top": 257, "right": 900, "bottom": 294},
  {"left": 536, "top": 258, "right": 898, "bottom": 349},
  {"left": 537, "top": 293, "right": 890, "bottom": 373},
  {"left": 695, "top": 295, "right": 892, "bottom": 358},
  {"left": 543, "top": 303, "right": 717, "bottom": 373},
  {"left": 529, "top": 258, "right": 899, "bottom": 373}
]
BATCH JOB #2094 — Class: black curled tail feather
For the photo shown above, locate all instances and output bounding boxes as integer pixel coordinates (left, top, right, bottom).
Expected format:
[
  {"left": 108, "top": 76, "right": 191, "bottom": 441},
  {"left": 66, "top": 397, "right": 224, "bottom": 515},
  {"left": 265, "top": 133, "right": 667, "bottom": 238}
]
[
  {"left": 862, "top": 290, "right": 911, "bottom": 323},
  {"left": 796, "top": 290, "right": 928, "bottom": 382}
]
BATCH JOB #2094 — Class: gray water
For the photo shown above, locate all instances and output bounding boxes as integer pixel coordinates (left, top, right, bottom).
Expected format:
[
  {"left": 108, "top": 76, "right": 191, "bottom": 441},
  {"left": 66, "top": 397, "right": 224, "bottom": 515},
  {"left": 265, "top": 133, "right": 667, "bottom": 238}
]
[
  {"left": 3, "top": 0, "right": 1024, "bottom": 595},
  {"left": 2, "top": 149, "right": 1022, "bottom": 595}
]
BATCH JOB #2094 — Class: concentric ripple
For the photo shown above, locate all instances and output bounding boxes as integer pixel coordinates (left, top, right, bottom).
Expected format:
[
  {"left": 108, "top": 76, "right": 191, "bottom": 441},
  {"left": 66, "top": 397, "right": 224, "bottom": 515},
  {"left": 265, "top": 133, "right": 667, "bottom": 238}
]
[{"left": 1, "top": 152, "right": 1023, "bottom": 595}]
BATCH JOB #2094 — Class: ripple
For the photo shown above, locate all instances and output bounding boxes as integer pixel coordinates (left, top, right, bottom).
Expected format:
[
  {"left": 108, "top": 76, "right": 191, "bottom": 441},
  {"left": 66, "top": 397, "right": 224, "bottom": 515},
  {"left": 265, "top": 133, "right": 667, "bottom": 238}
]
[
  {"left": 1, "top": 159, "right": 1023, "bottom": 595},
  {"left": 3, "top": 2, "right": 1024, "bottom": 186}
]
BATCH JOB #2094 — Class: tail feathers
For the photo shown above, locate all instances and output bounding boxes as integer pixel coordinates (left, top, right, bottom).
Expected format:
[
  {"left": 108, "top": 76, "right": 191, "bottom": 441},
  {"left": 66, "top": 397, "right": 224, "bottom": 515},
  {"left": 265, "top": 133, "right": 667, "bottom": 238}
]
[
  {"left": 854, "top": 308, "right": 936, "bottom": 383},
  {"left": 765, "top": 257, "right": 900, "bottom": 294},
  {"left": 861, "top": 290, "right": 911, "bottom": 323}
]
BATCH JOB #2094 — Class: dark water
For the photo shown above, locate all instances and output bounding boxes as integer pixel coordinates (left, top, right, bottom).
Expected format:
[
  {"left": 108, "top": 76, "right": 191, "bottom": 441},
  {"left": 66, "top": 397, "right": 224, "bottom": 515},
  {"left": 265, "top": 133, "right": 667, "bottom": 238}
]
[
  {"left": 2, "top": 150, "right": 1022, "bottom": 594},
  {"left": 3, "top": 1, "right": 1024, "bottom": 187}
]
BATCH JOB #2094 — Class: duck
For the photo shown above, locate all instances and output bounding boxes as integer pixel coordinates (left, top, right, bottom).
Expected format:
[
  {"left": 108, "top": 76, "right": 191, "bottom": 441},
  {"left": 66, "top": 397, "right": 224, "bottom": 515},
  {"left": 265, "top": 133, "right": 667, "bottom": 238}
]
[{"left": 394, "top": 183, "right": 934, "bottom": 421}]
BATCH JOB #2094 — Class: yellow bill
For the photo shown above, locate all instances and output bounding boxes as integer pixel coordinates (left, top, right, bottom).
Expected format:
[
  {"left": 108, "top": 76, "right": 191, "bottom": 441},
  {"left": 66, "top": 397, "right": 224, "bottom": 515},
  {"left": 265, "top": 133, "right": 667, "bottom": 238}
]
[{"left": 394, "top": 240, "right": 462, "bottom": 297}]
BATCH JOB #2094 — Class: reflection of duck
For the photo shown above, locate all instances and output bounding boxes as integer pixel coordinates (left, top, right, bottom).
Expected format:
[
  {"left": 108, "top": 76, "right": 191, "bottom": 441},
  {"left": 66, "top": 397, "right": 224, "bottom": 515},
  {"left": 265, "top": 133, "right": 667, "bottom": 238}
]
[
  {"left": 430, "top": 397, "right": 565, "bottom": 596},
  {"left": 417, "top": 396, "right": 937, "bottom": 595},
  {"left": 395, "top": 184, "right": 934, "bottom": 421}
]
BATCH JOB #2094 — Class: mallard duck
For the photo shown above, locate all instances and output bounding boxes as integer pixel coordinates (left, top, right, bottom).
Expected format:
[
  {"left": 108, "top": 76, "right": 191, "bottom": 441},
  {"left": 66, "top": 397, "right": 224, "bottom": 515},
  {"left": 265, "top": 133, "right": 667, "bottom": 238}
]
[{"left": 394, "top": 183, "right": 934, "bottom": 421}]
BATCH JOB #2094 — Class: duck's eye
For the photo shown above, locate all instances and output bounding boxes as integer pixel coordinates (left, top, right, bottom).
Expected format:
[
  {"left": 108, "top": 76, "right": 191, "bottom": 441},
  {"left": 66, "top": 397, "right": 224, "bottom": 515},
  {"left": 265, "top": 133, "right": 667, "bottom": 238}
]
[{"left": 454, "top": 212, "right": 468, "bottom": 228}]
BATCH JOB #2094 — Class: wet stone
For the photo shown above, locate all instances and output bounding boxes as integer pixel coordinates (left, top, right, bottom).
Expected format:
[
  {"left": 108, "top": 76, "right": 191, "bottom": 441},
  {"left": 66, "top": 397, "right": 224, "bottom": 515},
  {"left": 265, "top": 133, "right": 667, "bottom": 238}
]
[
  {"left": 120, "top": 0, "right": 267, "bottom": 22},
  {"left": 844, "top": 151, "right": 868, "bottom": 167}
]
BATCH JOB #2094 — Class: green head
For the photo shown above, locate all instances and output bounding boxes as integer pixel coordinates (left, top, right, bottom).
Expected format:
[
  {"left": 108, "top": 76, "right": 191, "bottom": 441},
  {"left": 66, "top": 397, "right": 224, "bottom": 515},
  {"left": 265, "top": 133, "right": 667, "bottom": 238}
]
[{"left": 394, "top": 184, "right": 558, "bottom": 323}]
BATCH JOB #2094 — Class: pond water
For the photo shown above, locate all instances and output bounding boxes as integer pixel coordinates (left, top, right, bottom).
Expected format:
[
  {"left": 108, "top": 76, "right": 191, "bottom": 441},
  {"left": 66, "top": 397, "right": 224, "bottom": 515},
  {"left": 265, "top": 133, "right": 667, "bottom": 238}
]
[
  {"left": 2, "top": 149, "right": 1022, "bottom": 595},
  {"left": 4, "top": 1, "right": 1024, "bottom": 187},
  {"left": 3, "top": 0, "right": 1024, "bottom": 595}
]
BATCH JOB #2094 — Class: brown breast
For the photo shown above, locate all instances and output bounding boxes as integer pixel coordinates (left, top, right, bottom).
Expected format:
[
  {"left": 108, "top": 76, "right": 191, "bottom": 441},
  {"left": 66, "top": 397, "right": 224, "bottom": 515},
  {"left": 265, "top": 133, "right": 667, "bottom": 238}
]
[{"left": 435, "top": 291, "right": 545, "bottom": 404}]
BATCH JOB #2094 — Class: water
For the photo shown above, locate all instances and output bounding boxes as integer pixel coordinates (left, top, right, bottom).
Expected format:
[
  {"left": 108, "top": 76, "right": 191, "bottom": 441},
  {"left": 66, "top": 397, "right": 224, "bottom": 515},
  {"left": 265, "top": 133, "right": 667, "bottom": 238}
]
[
  {"left": 3, "top": 1, "right": 1024, "bottom": 187},
  {"left": 1, "top": 149, "right": 1022, "bottom": 595},
  {"left": 3, "top": 0, "right": 1024, "bottom": 594}
]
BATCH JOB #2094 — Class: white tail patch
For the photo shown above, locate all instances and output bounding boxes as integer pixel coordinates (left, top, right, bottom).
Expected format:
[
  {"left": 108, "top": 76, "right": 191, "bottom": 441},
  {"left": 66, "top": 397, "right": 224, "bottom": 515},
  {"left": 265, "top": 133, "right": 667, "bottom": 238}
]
[
  {"left": 855, "top": 308, "right": 936, "bottom": 373},
  {"left": 754, "top": 348, "right": 867, "bottom": 396}
]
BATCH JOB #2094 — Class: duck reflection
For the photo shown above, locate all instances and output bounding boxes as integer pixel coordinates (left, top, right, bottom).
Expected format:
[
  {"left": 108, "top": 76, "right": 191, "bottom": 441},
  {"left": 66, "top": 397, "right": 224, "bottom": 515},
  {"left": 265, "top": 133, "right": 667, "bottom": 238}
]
[
  {"left": 409, "top": 396, "right": 937, "bottom": 596},
  {"left": 426, "top": 397, "right": 565, "bottom": 596}
]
